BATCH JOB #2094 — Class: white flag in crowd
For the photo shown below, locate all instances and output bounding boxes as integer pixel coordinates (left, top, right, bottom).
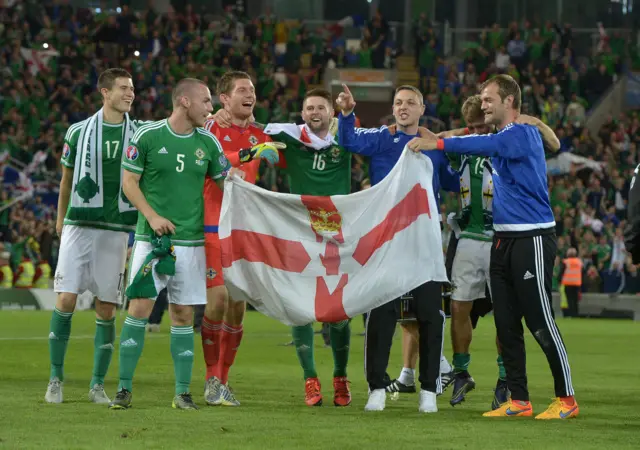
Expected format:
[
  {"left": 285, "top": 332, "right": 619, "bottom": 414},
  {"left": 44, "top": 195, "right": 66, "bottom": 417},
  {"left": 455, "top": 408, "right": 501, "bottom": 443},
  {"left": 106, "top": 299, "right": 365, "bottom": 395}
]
[{"left": 20, "top": 47, "right": 59, "bottom": 75}]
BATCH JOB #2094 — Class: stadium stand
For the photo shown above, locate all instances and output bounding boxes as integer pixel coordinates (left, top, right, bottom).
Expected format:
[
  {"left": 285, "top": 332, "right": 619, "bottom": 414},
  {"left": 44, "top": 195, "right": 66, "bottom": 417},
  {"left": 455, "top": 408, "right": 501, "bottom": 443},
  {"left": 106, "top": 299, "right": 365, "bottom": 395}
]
[{"left": 0, "top": 0, "right": 638, "bottom": 294}]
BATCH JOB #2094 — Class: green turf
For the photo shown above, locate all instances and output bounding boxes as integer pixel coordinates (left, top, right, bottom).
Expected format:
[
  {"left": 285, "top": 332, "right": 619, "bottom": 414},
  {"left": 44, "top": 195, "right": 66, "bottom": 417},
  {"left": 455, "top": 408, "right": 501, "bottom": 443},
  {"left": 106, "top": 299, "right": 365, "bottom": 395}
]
[{"left": 0, "top": 311, "right": 638, "bottom": 449}]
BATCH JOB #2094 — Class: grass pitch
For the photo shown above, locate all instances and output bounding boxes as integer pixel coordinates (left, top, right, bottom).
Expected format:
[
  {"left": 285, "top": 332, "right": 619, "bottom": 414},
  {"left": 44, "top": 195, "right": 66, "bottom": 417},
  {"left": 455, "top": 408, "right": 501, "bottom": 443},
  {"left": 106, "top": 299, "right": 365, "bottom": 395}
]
[{"left": 0, "top": 311, "right": 639, "bottom": 450}]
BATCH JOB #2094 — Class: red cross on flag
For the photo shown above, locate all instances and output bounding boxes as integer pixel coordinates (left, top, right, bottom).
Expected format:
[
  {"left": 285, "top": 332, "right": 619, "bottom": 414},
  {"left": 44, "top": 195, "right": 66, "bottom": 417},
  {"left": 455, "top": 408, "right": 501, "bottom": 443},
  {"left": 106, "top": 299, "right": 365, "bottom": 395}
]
[{"left": 219, "top": 149, "right": 448, "bottom": 326}]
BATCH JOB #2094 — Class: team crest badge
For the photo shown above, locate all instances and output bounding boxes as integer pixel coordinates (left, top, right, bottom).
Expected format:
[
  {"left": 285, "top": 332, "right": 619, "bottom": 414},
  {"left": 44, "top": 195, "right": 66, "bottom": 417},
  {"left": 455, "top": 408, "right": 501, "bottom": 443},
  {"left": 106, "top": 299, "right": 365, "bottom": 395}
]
[
  {"left": 249, "top": 135, "right": 258, "bottom": 146},
  {"left": 330, "top": 146, "right": 341, "bottom": 162},
  {"left": 206, "top": 268, "right": 217, "bottom": 279},
  {"left": 126, "top": 145, "right": 138, "bottom": 161},
  {"left": 62, "top": 143, "right": 71, "bottom": 159},
  {"left": 195, "top": 148, "right": 205, "bottom": 159}
]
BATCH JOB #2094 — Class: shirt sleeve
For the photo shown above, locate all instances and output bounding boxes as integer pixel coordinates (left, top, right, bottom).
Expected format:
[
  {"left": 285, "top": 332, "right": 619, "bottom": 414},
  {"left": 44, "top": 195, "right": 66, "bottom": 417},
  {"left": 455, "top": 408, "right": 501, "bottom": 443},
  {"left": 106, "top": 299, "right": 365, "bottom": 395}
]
[
  {"left": 337, "top": 112, "right": 384, "bottom": 156},
  {"left": 207, "top": 136, "right": 232, "bottom": 180},
  {"left": 439, "top": 125, "right": 529, "bottom": 159},
  {"left": 60, "top": 123, "right": 82, "bottom": 168},
  {"left": 434, "top": 152, "right": 460, "bottom": 192},
  {"left": 122, "top": 130, "right": 147, "bottom": 175},
  {"left": 624, "top": 164, "right": 640, "bottom": 263}
]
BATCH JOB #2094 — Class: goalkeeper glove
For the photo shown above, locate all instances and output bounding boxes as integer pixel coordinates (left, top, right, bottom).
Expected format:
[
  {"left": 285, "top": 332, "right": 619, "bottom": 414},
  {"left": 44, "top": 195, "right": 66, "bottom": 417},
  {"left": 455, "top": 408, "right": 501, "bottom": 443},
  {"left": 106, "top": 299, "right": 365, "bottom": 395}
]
[{"left": 238, "top": 142, "right": 285, "bottom": 164}]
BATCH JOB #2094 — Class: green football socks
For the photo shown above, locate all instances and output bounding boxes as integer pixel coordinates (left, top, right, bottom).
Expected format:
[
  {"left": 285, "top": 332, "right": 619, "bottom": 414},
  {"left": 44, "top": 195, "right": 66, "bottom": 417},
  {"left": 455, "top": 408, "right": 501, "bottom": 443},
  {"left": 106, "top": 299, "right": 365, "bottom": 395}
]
[
  {"left": 329, "top": 320, "right": 350, "bottom": 378},
  {"left": 170, "top": 325, "right": 195, "bottom": 395},
  {"left": 49, "top": 308, "right": 73, "bottom": 381},
  {"left": 117, "top": 315, "right": 148, "bottom": 392},
  {"left": 90, "top": 318, "right": 115, "bottom": 388},
  {"left": 292, "top": 324, "right": 317, "bottom": 379},
  {"left": 453, "top": 352, "right": 471, "bottom": 373},
  {"left": 497, "top": 354, "right": 506, "bottom": 380}
]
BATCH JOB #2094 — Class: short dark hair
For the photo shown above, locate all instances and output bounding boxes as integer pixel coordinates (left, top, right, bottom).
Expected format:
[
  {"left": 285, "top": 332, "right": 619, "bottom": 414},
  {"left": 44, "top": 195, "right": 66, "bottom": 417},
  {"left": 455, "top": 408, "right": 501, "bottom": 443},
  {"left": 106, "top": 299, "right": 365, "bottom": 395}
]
[
  {"left": 480, "top": 74, "right": 521, "bottom": 111},
  {"left": 216, "top": 71, "right": 252, "bottom": 96},
  {"left": 303, "top": 88, "right": 333, "bottom": 106},
  {"left": 461, "top": 95, "right": 483, "bottom": 122},
  {"left": 172, "top": 78, "right": 208, "bottom": 106},
  {"left": 97, "top": 68, "right": 132, "bottom": 91},
  {"left": 394, "top": 85, "right": 423, "bottom": 105}
]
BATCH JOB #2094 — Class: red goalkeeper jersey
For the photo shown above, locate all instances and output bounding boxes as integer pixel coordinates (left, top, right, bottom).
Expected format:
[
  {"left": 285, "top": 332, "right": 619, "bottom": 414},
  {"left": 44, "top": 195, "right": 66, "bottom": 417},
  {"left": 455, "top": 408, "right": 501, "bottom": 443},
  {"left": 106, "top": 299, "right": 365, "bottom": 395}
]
[{"left": 203, "top": 119, "right": 270, "bottom": 228}]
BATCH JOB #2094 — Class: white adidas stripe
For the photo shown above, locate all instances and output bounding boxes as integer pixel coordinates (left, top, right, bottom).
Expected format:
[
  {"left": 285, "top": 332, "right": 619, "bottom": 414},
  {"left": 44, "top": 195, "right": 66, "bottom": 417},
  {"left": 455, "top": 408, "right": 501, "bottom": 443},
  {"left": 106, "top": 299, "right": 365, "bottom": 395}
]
[
  {"left": 436, "top": 309, "right": 446, "bottom": 394},
  {"left": 131, "top": 120, "right": 165, "bottom": 142},
  {"left": 64, "top": 120, "right": 87, "bottom": 141},
  {"left": 533, "top": 236, "right": 574, "bottom": 396}
]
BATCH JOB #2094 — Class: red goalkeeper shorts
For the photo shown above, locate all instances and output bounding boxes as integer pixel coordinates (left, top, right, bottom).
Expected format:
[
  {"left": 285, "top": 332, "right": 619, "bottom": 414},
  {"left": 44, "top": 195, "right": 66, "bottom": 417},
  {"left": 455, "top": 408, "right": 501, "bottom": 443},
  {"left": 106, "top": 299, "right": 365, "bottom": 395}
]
[{"left": 205, "top": 229, "right": 224, "bottom": 289}]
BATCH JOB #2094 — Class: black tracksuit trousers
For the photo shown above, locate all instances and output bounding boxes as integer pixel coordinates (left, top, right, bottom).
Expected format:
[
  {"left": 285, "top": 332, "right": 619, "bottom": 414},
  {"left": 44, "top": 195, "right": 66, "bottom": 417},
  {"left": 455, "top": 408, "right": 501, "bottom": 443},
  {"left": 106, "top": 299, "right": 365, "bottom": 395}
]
[
  {"left": 365, "top": 281, "right": 444, "bottom": 393},
  {"left": 491, "top": 233, "right": 575, "bottom": 401}
]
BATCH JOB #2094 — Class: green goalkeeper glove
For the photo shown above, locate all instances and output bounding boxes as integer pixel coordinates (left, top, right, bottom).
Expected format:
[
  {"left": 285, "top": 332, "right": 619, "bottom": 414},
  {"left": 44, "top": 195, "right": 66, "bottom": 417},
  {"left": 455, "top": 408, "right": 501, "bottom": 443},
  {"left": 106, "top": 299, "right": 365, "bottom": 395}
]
[{"left": 238, "top": 142, "right": 285, "bottom": 164}]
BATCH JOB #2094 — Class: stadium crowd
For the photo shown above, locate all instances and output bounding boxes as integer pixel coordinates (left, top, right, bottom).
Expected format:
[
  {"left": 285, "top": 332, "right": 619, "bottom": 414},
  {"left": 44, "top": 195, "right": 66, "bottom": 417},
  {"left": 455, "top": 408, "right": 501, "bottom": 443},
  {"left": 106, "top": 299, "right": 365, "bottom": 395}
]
[{"left": 0, "top": 0, "right": 638, "bottom": 294}]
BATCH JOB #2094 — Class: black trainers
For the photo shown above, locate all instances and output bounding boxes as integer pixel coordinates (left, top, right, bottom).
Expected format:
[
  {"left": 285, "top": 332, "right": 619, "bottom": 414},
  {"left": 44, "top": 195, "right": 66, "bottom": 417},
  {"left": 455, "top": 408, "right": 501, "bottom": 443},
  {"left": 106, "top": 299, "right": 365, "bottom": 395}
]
[
  {"left": 439, "top": 370, "right": 455, "bottom": 395},
  {"left": 491, "top": 378, "right": 510, "bottom": 410},
  {"left": 386, "top": 379, "right": 417, "bottom": 394},
  {"left": 450, "top": 371, "right": 476, "bottom": 406},
  {"left": 172, "top": 392, "right": 199, "bottom": 410},
  {"left": 109, "top": 389, "right": 132, "bottom": 410}
]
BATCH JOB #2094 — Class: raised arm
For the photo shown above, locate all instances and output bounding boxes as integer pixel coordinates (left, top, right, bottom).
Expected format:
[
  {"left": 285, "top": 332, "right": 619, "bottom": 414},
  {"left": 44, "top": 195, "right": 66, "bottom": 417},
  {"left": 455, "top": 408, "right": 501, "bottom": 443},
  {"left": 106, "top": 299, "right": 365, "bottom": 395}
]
[
  {"left": 517, "top": 114, "right": 560, "bottom": 152},
  {"left": 408, "top": 125, "right": 529, "bottom": 159},
  {"left": 336, "top": 84, "right": 382, "bottom": 156},
  {"left": 337, "top": 112, "right": 385, "bottom": 156}
]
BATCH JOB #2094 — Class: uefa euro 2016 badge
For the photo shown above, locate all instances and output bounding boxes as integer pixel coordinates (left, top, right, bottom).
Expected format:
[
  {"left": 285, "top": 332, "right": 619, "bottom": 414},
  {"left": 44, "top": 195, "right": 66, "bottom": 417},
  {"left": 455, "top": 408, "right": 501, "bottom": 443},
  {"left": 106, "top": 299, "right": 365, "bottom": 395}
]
[
  {"left": 249, "top": 135, "right": 258, "bottom": 146},
  {"left": 126, "top": 145, "right": 138, "bottom": 161},
  {"left": 195, "top": 148, "right": 205, "bottom": 166}
]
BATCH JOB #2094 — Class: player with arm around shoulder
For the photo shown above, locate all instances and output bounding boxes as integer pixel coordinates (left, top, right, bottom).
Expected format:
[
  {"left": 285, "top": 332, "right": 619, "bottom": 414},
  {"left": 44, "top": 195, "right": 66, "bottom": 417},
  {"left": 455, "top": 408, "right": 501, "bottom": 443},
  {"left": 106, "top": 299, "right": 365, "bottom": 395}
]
[
  {"left": 198, "top": 71, "right": 282, "bottom": 407},
  {"left": 109, "top": 78, "right": 234, "bottom": 410},
  {"left": 211, "top": 88, "right": 355, "bottom": 408},
  {"left": 407, "top": 75, "right": 579, "bottom": 420},
  {"left": 46, "top": 68, "right": 144, "bottom": 405}
]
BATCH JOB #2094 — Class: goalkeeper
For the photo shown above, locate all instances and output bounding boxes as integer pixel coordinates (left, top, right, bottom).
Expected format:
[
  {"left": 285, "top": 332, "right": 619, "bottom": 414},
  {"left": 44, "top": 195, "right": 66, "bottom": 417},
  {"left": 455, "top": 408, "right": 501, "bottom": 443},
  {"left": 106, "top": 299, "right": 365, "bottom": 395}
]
[
  {"left": 212, "top": 88, "right": 354, "bottom": 408},
  {"left": 200, "top": 71, "right": 282, "bottom": 407}
]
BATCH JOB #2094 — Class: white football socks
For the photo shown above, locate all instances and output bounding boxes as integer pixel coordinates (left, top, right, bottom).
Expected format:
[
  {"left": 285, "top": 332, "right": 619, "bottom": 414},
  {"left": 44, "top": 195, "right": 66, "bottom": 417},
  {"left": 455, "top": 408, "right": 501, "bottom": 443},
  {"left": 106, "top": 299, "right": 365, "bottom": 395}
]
[
  {"left": 440, "top": 354, "right": 452, "bottom": 373},
  {"left": 398, "top": 367, "right": 415, "bottom": 385}
]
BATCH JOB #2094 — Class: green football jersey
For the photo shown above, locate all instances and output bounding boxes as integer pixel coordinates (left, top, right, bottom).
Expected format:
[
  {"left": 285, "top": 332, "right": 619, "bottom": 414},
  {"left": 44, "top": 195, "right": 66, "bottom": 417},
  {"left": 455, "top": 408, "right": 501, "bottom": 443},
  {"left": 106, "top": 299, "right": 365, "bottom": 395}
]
[
  {"left": 123, "top": 119, "right": 231, "bottom": 246},
  {"left": 61, "top": 119, "right": 144, "bottom": 232},
  {"left": 449, "top": 154, "right": 493, "bottom": 242},
  {"left": 272, "top": 132, "right": 352, "bottom": 196},
  {"left": 463, "top": 156, "right": 490, "bottom": 240}
]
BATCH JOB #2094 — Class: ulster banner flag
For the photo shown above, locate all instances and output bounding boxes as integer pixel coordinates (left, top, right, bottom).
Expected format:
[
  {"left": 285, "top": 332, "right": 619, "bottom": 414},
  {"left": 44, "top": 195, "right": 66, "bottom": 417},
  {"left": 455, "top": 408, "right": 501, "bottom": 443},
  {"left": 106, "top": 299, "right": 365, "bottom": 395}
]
[{"left": 219, "top": 149, "right": 448, "bottom": 326}]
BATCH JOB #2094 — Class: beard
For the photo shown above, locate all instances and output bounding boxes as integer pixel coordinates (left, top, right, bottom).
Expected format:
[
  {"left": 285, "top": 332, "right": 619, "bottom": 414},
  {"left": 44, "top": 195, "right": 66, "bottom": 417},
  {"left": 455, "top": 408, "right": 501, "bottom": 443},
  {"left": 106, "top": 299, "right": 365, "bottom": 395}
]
[{"left": 307, "top": 119, "right": 328, "bottom": 134}]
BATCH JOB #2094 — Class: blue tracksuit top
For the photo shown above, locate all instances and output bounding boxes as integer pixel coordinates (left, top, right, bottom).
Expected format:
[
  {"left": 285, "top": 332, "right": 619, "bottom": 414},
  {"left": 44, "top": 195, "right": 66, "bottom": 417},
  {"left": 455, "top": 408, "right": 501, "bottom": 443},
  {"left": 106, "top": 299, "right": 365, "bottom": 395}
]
[
  {"left": 337, "top": 112, "right": 460, "bottom": 205},
  {"left": 440, "top": 123, "right": 555, "bottom": 235}
]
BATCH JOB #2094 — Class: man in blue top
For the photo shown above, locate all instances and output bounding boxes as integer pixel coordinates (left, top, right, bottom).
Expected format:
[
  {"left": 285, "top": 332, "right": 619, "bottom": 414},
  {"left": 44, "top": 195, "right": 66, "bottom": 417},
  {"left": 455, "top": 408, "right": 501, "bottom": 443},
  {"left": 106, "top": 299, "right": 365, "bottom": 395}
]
[
  {"left": 337, "top": 84, "right": 459, "bottom": 413},
  {"left": 407, "top": 74, "right": 579, "bottom": 420}
]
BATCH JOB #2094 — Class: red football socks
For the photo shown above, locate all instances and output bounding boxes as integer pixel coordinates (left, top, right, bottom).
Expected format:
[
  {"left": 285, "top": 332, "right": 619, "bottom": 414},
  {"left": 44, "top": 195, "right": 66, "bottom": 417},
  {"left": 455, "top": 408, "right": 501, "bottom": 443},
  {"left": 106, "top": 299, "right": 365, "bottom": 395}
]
[
  {"left": 218, "top": 322, "right": 243, "bottom": 385},
  {"left": 201, "top": 317, "right": 223, "bottom": 380}
]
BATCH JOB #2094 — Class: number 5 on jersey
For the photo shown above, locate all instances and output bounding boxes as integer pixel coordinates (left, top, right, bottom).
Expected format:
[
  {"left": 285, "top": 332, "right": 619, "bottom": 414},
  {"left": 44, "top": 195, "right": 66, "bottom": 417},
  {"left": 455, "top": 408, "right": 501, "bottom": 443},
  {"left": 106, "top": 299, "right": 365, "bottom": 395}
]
[{"left": 176, "top": 154, "right": 185, "bottom": 172}]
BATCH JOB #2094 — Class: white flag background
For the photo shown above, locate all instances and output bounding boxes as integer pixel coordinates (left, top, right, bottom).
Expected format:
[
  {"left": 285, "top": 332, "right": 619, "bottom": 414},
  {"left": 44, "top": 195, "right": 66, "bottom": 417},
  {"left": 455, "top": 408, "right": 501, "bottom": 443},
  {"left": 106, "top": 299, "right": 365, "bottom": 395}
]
[
  {"left": 20, "top": 47, "right": 59, "bottom": 75},
  {"left": 219, "top": 148, "right": 448, "bottom": 326}
]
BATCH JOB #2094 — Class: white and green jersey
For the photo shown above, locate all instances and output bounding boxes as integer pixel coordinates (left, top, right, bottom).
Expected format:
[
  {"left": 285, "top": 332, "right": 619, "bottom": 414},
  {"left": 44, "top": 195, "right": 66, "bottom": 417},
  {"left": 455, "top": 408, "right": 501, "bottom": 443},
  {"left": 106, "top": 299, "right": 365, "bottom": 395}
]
[
  {"left": 452, "top": 155, "right": 494, "bottom": 242},
  {"left": 123, "top": 119, "right": 231, "bottom": 246},
  {"left": 61, "top": 117, "right": 148, "bottom": 232}
]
